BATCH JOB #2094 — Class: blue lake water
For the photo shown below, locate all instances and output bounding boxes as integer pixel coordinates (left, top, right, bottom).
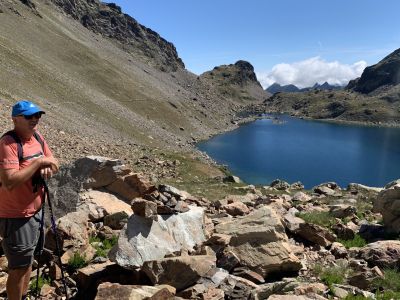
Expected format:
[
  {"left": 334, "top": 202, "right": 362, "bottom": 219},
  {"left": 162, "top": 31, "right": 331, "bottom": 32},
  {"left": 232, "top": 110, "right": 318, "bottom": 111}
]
[{"left": 197, "top": 115, "right": 400, "bottom": 189}]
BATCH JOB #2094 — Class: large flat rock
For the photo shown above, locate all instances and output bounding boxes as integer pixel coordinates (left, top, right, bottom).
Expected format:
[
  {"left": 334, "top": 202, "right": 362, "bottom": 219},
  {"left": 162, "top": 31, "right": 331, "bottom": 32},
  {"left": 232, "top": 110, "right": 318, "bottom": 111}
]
[
  {"left": 215, "top": 206, "right": 301, "bottom": 277},
  {"left": 109, "top": 206, "right": 207, "bottom": 269}
]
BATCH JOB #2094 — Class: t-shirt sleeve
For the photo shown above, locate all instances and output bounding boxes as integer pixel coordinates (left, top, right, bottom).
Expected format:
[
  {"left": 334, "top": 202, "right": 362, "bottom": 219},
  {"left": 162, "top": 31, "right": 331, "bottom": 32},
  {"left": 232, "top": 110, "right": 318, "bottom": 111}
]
[{"left": 0, "top": 137, "right": 19, "bottom": 170}]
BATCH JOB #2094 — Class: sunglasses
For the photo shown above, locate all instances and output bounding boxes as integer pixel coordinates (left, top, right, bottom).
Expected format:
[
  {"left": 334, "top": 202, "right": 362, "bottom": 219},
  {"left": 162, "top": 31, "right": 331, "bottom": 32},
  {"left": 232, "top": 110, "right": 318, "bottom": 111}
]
[{"left": 19, "top": 112, "right": 43, "bottom": 120}]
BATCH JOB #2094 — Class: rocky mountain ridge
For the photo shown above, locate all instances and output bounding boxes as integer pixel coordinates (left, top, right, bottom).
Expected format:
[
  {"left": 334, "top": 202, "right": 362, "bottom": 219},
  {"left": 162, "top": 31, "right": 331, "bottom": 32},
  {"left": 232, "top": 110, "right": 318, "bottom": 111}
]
[
  {"left": 348, "top": 48, "right": 400, "bottom": 94},
  {"left": 49, "top": 0, "right": 184, "bottom": 72},
  {"left": 266, "top": 82, "right": 343, "bottom": 94}
]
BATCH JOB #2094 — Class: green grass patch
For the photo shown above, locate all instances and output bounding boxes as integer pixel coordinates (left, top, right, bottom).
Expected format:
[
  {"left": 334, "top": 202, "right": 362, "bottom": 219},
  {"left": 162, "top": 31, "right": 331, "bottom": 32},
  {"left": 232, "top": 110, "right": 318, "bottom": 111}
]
[
  {"left": 90, "top": 235, "right": 118, "bottom": 258},
  {"left": 29, "top": 276, "right": 51, "bottom": 294},
  {"left": 373, "top": 269, "right": 400, "bottom": 293},
  {"left": 344, "top": 295, "right": 374, "bottom": 300},
  {"left": 68, "top": 252, "right": 88, "bottom": 271},
  {"left": 296, "top": 211, "right": 335, "bottom": 227},
  {"left": 376, "top": 290, "right": 400, "bottom": 300},
  {"left": 312, "top": 262, "right": 347, "bottom": 292},
  {"left": 338, "top": 234, "right": 367, "bottom": 248}
]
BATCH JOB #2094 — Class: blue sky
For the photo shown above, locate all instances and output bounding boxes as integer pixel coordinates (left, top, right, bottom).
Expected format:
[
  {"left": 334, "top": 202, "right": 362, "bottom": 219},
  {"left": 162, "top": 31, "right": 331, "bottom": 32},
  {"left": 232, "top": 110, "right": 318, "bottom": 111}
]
[{"left": 108, "top": 0, "right": 400, "bottom": 88}]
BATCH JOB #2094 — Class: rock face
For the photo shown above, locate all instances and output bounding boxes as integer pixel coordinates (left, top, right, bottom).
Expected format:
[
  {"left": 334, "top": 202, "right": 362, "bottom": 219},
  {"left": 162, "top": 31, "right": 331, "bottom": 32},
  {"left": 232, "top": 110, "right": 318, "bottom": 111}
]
[
  {"left": 109, "top": 206, "right": 207, "bottom": 269},
  {"left": 50, "top": 0, "right": 184, "bottom": 71},
  {"left": 358, "top": 240, "right": 400, "bottom": 269},
  {"left": 142, "top": 255, "right": 216, "bottom": 291},
  {"left": 215, "top": 206, "right": 301, "bottom": 277},
  {"left": 349, "top": 48, "right": 400, "bottom": 94},
  {"left": 95, "top": 283, "right": 175, "bottom": 299},
  {"left": 373, "top": 179, "right": 400, "bottom": 233}
]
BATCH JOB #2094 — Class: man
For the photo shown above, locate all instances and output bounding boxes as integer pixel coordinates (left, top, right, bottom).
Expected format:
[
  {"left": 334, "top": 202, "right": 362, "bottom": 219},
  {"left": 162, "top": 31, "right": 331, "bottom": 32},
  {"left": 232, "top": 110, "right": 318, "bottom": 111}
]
[{"left": 0, "top": 100, "right": 59, "bottom": 300}]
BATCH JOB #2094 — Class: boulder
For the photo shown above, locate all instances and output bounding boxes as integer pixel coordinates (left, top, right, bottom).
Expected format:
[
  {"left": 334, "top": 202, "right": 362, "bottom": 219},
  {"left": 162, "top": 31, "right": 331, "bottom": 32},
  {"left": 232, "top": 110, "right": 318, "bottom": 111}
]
[
  {"left": 330, "top": 242, "right": 348, "bottom": 259},
  {"left": 223, "top": 175, "right": 241, "bottom": 183},
  {"left": 283, "top": 214, "right": 305, "bottom": 232},
  {"left": 159, "top": 184, "right": 192, "bottom": 200},
  {"left": 142, "top": 255, "right": 216, "bottom": 291},
  {"left": 95, "top": 283, "right": 175, "bottom": 299},
  {"left": 76, "top": 261, "right": 115, "bottom": 289},
  {"left": 292, "top": 192, "right": 312, "bottom": 203},
  {"left": 104, "top": 211, "right": 129, "bottom": 230},
  {"left": 331, "top": 223, "right": 356, "bottom": 240},
  {"left": 373, "top": 179, "right": 400, "bottom": 233},
  {"left": 178, "top": 284, "right": 224, "bottom": 300},
  {"left": 79, "top": 190, "right": 133, "bottom": 221},
  {"left": 131, "top": 198, "right": 158, "bottom": 220},
  {"left": 329, "top": 205, "right": 357, "bottom": 218},
  {"left": 106, "top": 173, "right": 155, "bottom": 202},
  {"left": 358, "top": 240, "right": 400, "bottom": 269},
  {"left": 348, "top": 266, "right": 383, "bottom": 290},
  {"left": 347, "top": 183, "right": 382, "bottom": 194},
  {"left": 294, "top": 223, "right": 336, "bottom": 247},
  {"left": 215, "top": 206, "right": 301, "bottom": 277},
  {"left": 270, "top": 179, "right": 290, "bottom": 190},
  {"left": 45, "top": 210, "right": 89, "bottom": 252},
  {"left": 219, "top": 274, "right": 258, "bottom": 299},
  {"left": 222, "top": 201, "right": 250, "bottom": 216},
  {"left": 109, "top": 206, "right": 207, "bottom": 269},
  {"left": 76, "top": 156, "right": 130, "bottom": 189}
]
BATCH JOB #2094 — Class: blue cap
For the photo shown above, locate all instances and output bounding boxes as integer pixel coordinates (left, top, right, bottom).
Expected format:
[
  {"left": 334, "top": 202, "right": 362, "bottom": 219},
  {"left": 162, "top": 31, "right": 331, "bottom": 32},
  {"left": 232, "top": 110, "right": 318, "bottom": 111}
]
[{"left": 12, "top": 100, "right": 45, "bottom": 117}]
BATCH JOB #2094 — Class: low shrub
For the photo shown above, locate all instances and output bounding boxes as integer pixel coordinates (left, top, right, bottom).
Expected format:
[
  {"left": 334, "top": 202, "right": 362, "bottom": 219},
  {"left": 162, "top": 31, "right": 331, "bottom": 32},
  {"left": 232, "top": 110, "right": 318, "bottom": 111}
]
[
  {"left": 90, "top": 235, "right": 118, "bottom": 258},
  {"left": 68, "top": 252, "right": 88, "bottom": 271},
  {"left": 296, "top": 211, "right": 334, "bottom": 227},
  {"left": 373, "top": 269, "right": 400, "bottom": 293},
  {"left": 29, "top": 276, "right": 50, "bottom": 294},
  {"left": 338, "top": 234, "right": 367, "bottom": 248}
]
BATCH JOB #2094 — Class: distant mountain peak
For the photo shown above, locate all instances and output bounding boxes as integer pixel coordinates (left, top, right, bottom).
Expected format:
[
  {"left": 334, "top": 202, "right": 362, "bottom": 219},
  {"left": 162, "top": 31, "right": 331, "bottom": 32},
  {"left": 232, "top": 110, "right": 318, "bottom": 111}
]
[
  {"left": 348, "top": 47, "right": 400, "bottom": 94},
  {"left": 266, "top": 82, "right": 343, "bottom": 94}
]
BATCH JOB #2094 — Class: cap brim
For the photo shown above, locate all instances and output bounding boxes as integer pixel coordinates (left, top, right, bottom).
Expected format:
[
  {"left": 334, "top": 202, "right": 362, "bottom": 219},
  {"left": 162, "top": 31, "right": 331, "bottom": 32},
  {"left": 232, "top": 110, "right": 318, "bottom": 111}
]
[{"left": 22, "top": 108, "right": 45, "bottom": 116}]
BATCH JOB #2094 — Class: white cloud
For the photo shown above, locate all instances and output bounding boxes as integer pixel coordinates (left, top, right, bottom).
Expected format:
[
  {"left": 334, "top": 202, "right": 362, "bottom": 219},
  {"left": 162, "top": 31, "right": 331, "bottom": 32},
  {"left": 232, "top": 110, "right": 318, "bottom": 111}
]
[{"left": 256, "top": 57, "right": 367, "bottom": 89}]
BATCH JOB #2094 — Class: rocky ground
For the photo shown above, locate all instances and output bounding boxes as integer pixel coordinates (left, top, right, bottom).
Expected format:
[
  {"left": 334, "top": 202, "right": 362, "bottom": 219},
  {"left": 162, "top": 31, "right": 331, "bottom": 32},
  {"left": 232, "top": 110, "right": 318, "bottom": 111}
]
[{"left": 1, "top": 157, "right": 399, "bottom": 300}]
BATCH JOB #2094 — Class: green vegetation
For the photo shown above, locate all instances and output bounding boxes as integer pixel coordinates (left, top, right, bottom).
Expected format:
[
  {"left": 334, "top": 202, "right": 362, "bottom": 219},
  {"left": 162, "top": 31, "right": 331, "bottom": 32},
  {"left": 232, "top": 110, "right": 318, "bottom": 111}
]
[
  {"left": 375, "top": 291, "right": 400, "bottom": 300},
  {"left": 296, "top": 211, "right": 335, "bottom": 227},
  {"left": 89, "top": 235, "right": 118, "bottom": 258},
  {"left": 312, "top": 262, "right": 348, "bottom": 293},
  {"left": 67, "top": 252, "right": 88, "bottom": 271},
  {"left": 338, "top": 234, "right": 367, "bottom": 248},
  {"left": 344, "top": 295, "right": 373, "bottom": 300},
  {"left": 29, "top": 276, "right": 51, "bottom": 294},
  {"left": 373, "top": 269, "right": 400, "bottom": 293}
]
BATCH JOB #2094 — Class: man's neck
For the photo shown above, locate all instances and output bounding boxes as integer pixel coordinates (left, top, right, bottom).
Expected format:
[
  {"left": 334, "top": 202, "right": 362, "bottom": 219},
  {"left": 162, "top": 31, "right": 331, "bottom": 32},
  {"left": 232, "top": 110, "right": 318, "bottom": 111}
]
[{"left": 13, "top": 128, "right": 34, "bottom": 141}]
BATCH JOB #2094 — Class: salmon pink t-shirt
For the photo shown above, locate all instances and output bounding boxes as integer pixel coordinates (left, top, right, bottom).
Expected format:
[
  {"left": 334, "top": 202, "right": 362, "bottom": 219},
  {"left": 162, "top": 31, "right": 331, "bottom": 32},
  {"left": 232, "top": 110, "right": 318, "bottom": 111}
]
[{"left": 0, "top": 132, "right": 52, "bottom": 218}]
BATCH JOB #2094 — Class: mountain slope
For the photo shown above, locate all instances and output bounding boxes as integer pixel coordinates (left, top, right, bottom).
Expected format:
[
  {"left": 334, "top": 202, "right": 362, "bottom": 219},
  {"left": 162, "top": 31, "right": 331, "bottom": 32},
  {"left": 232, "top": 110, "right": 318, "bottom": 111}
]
[
  {"left": 348, "top": 48, "right": 400, "bottom": 94},
  {"left": 0, "top": 0, "right": 265, "bottom": 165},
  {"left": 200, "top": 60, "right": 270, "bottom": 103}
]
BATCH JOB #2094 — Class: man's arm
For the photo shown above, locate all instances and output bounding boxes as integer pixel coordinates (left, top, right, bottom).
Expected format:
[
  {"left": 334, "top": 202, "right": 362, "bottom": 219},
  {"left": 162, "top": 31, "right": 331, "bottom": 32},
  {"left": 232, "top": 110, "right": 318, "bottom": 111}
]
[{"left": 0, "top": 157, "right": 58, "bottom": 190}]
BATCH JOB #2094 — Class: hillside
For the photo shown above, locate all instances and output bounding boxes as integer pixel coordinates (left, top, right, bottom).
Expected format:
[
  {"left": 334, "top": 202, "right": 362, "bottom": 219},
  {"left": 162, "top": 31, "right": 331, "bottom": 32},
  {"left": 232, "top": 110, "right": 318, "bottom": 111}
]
[
  {"left": 200, "top": 60, "right": 270, "bottom": 104},
  {"left": 262, "top": 48, "right": 400, "bottom": 126},
  {"left": 0, "top": 0, "right": 267, "bottom": 167}
]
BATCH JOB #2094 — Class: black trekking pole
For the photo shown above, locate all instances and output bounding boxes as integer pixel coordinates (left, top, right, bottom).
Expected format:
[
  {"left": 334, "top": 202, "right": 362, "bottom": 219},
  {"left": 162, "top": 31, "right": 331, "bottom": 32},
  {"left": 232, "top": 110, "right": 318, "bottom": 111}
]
[
  {"left": 34, "top": 198, "right": 45, "bottom": 299},
  {"left": 41, "top": 179, "right": 70, "bottom": 300}
]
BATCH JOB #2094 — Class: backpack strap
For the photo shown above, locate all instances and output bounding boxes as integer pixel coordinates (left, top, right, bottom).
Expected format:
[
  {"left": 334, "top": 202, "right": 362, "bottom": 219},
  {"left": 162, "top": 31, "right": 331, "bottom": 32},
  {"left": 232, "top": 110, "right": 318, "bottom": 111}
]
[{"left": 1, "top": 130, "right": 44, "bottom": 162}]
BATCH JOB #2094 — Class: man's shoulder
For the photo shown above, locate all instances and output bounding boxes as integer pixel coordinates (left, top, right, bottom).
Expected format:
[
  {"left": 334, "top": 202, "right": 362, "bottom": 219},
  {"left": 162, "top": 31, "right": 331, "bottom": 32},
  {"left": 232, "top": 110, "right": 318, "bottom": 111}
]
[{"left": 0, "top": 134, "right": 18, "bottom": 147}]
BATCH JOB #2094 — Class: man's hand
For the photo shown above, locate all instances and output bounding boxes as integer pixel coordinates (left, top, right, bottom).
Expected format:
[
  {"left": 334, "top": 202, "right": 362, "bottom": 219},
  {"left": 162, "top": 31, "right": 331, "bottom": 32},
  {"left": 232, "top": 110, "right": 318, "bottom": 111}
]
[
  {"left": 40, "top": 166, "right": 53, "bottom": 180},
  {"left": 40, "top": 156, "right": 59, "bottom": 173}
]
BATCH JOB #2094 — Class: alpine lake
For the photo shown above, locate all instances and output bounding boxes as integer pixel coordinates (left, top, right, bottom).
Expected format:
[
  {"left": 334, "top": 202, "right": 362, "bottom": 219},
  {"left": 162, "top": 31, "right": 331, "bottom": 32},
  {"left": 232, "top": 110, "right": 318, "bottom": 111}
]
[{"left": 197, "top": 115, "right": 400, "bottom": 189}]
